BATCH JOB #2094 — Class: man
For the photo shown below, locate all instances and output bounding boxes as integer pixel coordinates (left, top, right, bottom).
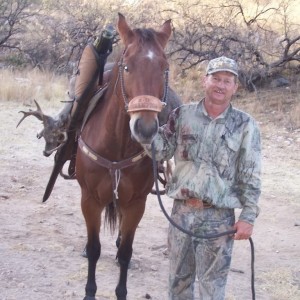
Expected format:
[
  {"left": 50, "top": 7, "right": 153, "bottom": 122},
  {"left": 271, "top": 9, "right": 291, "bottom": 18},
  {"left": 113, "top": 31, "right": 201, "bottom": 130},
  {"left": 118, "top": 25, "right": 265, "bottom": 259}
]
[{"left": 142, "top": 56, "right": 261, "bottom": 299}]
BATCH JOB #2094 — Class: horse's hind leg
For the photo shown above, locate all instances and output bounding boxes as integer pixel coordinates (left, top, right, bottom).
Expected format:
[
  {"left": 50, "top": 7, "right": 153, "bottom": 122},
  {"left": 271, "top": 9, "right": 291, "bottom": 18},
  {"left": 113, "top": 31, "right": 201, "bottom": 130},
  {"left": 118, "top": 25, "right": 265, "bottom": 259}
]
[
  {"left": 116, "top": 230, "right": 121, "bottom": 248},
  {"left": 81, "top": 194, "right": 102, "bottom": 300},
  {"left": 116, "top": 213, "right": 123, "bottom": 248},
  {"left": 115, "top": 200, "right": 146, "bottom": 300}
]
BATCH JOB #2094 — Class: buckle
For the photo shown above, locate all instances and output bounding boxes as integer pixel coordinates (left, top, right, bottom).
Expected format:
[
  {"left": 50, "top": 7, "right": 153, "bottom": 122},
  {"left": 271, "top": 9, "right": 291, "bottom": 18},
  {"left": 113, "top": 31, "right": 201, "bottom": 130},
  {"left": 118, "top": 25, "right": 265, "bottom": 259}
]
[{"left": 185, "top": 198, "right": 213, "bottom": 209}]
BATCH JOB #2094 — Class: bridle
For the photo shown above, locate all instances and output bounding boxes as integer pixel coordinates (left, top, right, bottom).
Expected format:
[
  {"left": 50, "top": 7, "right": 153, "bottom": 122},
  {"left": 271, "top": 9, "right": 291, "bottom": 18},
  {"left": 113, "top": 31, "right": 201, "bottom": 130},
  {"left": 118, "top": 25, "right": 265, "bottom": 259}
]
[{"left": 116, "top": 50, "right": 170, "bottom": 111}]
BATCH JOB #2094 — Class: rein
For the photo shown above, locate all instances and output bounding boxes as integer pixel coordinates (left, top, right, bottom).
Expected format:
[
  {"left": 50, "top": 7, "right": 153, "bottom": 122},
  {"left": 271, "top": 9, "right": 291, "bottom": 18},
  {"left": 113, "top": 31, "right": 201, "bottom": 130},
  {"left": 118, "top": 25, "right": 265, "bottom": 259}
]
[{"left": 150, "top": 143, "right": 256, "bottom": 300}]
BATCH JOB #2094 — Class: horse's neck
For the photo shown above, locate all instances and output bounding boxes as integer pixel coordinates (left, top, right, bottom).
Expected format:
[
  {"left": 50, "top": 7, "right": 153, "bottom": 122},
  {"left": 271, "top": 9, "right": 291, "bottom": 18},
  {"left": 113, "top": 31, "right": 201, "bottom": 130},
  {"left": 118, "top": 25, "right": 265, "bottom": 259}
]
[{"left": 83, "top": 88, "right": 142, "bottom": 160}]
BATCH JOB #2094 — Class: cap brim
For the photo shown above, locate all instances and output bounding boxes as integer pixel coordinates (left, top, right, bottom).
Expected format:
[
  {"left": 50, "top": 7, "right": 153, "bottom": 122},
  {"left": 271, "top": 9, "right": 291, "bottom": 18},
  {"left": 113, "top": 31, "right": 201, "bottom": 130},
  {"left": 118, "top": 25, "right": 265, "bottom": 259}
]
[{"left": 207, "top": 69, "right": 238, "bottom": 76}]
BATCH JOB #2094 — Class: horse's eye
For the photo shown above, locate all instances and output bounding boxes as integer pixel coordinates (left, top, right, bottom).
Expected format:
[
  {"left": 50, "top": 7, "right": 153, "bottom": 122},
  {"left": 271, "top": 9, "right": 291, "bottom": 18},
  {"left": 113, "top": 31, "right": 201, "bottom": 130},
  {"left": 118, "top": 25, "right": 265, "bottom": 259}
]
[{"left": 123, "top": 65, "right": 129, "bottom": 72}]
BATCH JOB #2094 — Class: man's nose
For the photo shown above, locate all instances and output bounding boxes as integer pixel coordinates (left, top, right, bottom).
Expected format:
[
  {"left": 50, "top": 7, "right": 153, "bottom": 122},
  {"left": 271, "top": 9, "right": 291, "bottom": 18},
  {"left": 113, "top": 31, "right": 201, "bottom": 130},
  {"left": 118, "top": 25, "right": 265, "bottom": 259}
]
[{"left": 216, "top": 80, "right": 226, "bottom": 89}]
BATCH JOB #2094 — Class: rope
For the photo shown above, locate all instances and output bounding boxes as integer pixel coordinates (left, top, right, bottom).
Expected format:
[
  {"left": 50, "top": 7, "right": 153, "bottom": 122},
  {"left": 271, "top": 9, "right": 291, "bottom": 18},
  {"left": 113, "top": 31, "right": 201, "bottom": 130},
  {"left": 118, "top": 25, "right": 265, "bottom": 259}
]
[
  {"left": 114, "top": 169, "right": 121, "bottom": 199},
  {"left": 151, "top": 143, "right": 256, "bottom": 300}
]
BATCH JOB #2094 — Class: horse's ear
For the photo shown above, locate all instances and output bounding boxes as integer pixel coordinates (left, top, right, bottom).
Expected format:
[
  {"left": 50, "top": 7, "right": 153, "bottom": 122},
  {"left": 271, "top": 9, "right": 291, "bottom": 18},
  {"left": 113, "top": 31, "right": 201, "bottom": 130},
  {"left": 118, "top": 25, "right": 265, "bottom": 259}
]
[
  {"left": 117, "top": 13, "right": 134, "bottom": 45},
  {"left": 156, "top": 19, "right": 172, "bottom": 49}
]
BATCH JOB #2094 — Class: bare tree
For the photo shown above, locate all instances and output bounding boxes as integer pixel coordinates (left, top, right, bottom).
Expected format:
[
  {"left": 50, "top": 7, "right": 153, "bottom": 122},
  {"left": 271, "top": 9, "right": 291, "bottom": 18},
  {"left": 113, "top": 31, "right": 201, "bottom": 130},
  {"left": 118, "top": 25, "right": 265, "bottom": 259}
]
[
  {"left": 167, "top": 0, "right": 300, "bottom": 91},
  {"left": 22, "top": 0, "right": 114, "bottom": 72},
  {"left": 19, "top": 0, "right": 159, "bottom": 72},
  {"left": 1, "top": 0, "right": 30, "bottom": 48},
  {"left": 1, "top": 0, "right": 299, "bottom": 87},
  {"left": 0, "top": 0, "right": 41, "bottom": 68}
]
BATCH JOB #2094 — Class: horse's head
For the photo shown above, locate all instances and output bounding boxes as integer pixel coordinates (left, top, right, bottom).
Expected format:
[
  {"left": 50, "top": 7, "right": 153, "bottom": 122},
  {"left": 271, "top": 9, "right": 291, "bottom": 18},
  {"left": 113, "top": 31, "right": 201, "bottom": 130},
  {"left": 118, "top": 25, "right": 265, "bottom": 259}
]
[{"left": 117, "top": 13, "right": 172, "bottom": 144}]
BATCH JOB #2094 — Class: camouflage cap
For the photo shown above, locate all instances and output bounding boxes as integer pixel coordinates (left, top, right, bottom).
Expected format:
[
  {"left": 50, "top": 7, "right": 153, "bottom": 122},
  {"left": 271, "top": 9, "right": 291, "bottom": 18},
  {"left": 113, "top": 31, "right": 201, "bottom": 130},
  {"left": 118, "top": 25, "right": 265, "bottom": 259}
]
[{"left": 206, "top": 56, "right": 238, "bottom": 76}]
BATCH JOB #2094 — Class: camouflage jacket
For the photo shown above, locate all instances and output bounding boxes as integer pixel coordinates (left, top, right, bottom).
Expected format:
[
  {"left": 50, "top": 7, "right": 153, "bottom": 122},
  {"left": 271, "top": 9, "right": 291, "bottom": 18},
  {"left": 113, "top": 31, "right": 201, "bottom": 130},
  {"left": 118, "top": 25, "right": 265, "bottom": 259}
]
[{"left": 146, "top": 100, "right": 261, "bottom": 225}]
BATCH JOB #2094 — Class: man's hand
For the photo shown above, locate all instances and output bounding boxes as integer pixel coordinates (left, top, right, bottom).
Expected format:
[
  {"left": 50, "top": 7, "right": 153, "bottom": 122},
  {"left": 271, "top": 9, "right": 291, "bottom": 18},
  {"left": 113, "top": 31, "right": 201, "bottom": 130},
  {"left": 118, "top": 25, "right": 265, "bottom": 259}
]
[{"left": 233, "top": 220, "right": 254, "bottom": 240}]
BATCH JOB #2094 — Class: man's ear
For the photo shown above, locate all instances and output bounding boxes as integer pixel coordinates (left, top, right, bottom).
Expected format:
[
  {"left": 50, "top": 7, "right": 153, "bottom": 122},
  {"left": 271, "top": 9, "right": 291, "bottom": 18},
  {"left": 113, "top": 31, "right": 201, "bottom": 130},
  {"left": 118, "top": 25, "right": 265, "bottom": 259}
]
[{"left": 233, "top": 81, "right": 239, "bottom": 94}]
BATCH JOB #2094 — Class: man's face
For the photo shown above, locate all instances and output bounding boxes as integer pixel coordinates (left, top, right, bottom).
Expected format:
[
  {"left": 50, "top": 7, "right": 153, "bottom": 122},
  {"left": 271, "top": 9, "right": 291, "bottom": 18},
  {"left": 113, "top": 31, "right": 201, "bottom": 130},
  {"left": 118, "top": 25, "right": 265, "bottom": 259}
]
[{"left": 203, "top": 71, "right": 238, "bottom": 106}]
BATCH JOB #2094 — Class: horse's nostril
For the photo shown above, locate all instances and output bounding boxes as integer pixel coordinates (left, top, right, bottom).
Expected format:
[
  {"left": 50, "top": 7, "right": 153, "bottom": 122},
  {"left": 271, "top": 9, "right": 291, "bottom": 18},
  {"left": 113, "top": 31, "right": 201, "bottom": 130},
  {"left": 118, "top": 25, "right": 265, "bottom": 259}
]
[{"left": 135, "top": 119, "right": 144, "bottom": 133}]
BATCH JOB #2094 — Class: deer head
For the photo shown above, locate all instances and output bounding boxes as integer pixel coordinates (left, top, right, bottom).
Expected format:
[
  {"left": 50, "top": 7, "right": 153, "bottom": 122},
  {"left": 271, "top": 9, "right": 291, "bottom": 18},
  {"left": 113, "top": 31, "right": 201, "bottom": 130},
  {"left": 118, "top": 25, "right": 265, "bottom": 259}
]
[{"left": 17, "top": 100, "right": 69, "bottom": 157}]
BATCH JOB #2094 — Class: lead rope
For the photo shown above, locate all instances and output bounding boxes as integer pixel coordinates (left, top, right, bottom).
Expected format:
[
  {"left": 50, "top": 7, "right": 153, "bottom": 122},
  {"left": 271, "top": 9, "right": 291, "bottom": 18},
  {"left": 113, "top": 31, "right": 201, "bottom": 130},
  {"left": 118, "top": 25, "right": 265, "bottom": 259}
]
[{"left": 151, "top": 143, "right": 256, "bottom": 300}]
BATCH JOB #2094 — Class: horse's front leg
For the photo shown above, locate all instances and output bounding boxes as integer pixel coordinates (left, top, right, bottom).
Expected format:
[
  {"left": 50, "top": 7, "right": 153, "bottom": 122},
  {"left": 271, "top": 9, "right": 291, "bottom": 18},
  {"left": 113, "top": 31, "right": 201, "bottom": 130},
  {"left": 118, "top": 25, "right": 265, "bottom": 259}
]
[
  {"left": 81, "top": 195, "right": 102, "bottom": 300},
  {"left": 115, "top": 200, "right": 146, "bottom": 300},
  {"left": 84, "top": 233, "right": 101, "bottom": 299},
  {"left": 115, "top": 234, "right": 134, "bottom": 300}
]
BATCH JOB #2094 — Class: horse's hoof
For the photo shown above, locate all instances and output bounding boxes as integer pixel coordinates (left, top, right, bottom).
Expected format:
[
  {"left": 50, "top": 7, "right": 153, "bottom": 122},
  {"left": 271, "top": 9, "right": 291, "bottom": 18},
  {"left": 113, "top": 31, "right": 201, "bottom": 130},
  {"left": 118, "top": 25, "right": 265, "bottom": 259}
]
[
  {"left": 81, "top": 246, "right": 87, "bottom": 258},
  {"left": 83, "top": 296, "right": 95, "bottom": 300}
]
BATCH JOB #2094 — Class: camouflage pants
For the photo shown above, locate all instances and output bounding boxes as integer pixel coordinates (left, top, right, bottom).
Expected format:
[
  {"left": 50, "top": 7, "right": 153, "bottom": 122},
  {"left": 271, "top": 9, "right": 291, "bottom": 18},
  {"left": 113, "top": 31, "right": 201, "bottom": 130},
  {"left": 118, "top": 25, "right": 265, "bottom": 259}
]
[{"left": 168, "top": 199, "right": 235, "bottom": 300}]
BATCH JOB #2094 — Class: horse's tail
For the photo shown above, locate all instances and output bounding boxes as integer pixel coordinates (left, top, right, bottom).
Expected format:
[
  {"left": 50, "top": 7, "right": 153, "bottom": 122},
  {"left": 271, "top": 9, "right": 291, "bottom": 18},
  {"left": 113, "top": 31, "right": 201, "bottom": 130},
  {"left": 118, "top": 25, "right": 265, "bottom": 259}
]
[{"left": 104, "top": 202, "right": 118, "bottom": 233}]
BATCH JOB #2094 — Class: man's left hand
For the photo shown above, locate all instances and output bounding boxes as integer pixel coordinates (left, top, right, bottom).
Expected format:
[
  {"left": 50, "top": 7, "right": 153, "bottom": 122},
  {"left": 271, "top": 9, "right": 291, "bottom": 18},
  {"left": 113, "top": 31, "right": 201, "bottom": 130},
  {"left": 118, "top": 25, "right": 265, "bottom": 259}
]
[{"left": 233, "top": 220, "right": 254, "bottom": 240}]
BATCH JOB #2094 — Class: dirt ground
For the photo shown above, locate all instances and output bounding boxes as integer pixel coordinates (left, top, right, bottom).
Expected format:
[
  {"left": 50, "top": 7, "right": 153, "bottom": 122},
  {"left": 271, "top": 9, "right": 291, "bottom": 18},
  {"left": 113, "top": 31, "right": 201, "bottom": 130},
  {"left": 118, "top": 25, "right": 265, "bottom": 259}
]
[{"left": 0, "top": 98, "right": 299, "bottom": 300}]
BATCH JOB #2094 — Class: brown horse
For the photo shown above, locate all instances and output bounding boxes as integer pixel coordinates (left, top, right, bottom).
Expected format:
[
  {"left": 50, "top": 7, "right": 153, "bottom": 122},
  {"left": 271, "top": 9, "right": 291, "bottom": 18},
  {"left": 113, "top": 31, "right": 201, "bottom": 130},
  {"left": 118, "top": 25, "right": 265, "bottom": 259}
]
[{"left": 76, "top": 13, "right": 173, "bottom": 300}]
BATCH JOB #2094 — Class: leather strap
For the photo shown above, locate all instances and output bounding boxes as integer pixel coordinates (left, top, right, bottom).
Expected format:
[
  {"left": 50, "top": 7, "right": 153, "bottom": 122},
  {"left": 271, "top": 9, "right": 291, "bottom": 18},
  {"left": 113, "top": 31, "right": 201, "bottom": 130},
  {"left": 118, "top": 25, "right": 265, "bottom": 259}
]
[
  {"left": 78, "top": 136, "right": 148, "bottom": 205},
  {"left": 180, "top": 198, "right": 213, "bottom": 209}
]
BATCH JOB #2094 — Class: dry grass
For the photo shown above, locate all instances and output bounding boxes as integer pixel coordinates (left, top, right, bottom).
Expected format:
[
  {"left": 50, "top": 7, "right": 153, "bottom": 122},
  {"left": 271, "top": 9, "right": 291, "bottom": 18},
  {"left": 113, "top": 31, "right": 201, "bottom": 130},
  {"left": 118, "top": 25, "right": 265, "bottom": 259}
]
[
  {"left": 0, "top": 69, "right": 68, "bottom": 105},
  {"left": 1, "top": 68, "right": 299, "bottom": 130},
  {"left": 233, "top": 87, "right": 300, "bottom": 131}
]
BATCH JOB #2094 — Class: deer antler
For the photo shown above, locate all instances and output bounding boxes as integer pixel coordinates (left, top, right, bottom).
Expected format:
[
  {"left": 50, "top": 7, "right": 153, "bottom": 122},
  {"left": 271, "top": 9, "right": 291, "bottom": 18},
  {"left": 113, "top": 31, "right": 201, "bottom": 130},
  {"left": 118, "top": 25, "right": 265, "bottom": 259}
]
[{"left": 16, "top": 100, "right": 45, "bottom": 128}]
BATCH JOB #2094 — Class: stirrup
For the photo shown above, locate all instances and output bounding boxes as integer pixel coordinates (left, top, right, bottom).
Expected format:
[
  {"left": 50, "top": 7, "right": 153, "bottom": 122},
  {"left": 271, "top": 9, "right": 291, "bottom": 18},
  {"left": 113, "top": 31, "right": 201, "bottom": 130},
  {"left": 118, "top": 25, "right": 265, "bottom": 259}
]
[{"left": 58, "top": 139, "right": 78, "bottom": 180}]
